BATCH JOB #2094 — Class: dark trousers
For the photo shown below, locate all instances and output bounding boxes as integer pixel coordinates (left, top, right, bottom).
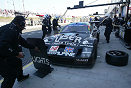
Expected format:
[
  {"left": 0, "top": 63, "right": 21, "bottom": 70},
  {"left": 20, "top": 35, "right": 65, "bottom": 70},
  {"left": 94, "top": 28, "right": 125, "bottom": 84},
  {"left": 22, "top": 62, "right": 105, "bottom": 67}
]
[
  {"left": 53, "top": 26, "right": 58, "bottom": 34},
  {"left": 42, "top": 25, "right": 48, "bottom": 39},
  {"left": 48, "top": 26, "right": 52, "bottom": 34},
  {"left": 0, "top": 57, "right": 23, "bottom": 88},
  {"left": 113, "top": 26, "right": 119, "bottom": 31},
  {"left": 104, "top": 29, "right": 111, "bottom": 42},
  {"left": 42, "top": 30, "right": 46, "bottom": 39}
]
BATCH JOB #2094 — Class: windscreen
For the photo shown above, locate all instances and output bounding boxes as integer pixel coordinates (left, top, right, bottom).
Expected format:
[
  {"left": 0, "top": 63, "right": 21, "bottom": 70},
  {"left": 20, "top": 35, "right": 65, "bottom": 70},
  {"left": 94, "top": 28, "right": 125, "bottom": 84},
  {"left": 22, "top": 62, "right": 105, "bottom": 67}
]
[{"left": 61, "top": 24, "right": 90, "bottom": 33}]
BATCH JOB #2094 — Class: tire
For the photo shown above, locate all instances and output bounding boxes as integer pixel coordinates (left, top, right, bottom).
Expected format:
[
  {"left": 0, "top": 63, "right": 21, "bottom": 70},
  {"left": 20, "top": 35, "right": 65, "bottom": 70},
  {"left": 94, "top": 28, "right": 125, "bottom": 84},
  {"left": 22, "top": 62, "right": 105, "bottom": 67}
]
[{"left": 105, "top": 50, "right": 128, "bottom": 66}]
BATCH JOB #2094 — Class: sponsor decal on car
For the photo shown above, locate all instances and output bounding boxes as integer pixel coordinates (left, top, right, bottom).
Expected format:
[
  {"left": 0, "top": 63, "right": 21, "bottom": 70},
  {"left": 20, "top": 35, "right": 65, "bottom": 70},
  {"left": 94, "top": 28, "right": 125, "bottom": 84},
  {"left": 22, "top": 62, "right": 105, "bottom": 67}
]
[
  {"left": 49, "top": 46, "right": 59, "bottom": 51},
  {"left": 76, "top": 59, "right": 88, "bottom": 62},
  {"left": 80, "top": 45, "right": 93, "bottom": 47},
  {"left": 53, "top": 42, "right": 77, "bottom": 46},
  {"left": 88, "top": 26, "right": 90, "bottom": 31},
  {"left": 55, "top": 35, "right": 82, "bottom": 43},
  {"left": 31, "top": 56, "right": 50, "bottom": 65},
  {"left": 48, "top": 46, "right": 75, "bottom": 57},
  {"left": 48, "top": 46, "right": 59, "bottom": 55},
  {"left": 57, "top": 51, "right": 75, "bottom": 57},
  {"left": 64, "top": 47, "right": 74, "bottom": 53}
]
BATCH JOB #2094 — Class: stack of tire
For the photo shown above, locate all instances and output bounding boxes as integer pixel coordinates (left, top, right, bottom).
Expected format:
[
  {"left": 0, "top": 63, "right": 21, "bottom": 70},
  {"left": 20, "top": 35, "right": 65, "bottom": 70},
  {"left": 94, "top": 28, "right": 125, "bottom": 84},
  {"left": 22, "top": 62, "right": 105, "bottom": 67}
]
[{"left": 105, "top": 50, "right": 128, "bottom": 66}]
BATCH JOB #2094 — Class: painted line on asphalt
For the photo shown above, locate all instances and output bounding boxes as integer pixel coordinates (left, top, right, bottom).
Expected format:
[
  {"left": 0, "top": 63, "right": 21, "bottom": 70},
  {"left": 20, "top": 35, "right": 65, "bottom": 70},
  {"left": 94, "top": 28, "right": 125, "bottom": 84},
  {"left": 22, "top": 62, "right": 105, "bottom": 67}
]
[
  {"left": 0, "top": 79, "right": 3, "bottom": 84},
  {"left": 23, "top": 62, "right": 33, "bottom": 70},
  {"left": 0, "top": 61, "right": 33, "bottom": 84}
]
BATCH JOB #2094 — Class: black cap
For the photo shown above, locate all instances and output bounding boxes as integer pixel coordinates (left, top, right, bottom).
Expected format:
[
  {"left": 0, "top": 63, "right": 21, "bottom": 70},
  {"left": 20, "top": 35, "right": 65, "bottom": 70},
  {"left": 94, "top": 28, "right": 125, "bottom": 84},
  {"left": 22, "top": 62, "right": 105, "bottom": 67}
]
[
  {"left": 12, "top": 16, "right": 26, "bottom": 30},
  {"left": 12, "top": 16, "right": 26, "bottom": 23}
]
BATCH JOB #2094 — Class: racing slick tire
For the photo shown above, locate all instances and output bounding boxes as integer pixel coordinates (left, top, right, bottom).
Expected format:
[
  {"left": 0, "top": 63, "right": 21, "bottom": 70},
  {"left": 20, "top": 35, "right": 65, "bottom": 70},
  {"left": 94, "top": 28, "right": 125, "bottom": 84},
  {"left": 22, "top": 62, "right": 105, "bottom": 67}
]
[{"left": 105, "top": 50, "right": 128, "bottom": 66}]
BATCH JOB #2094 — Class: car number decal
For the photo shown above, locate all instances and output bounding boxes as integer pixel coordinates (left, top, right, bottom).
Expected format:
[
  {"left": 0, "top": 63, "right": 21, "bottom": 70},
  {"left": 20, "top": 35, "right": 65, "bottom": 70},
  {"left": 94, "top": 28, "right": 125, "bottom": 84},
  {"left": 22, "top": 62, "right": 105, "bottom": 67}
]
[{"left": 31, "top": 56, "right": 50, "bottom": 65}]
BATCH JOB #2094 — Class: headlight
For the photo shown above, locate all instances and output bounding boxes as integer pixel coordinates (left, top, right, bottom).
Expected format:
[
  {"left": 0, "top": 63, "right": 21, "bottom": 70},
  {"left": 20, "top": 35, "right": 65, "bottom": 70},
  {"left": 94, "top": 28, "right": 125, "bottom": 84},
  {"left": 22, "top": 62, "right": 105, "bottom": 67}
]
[
  {"left": 82, "top": 40, "right": 93, "bottom": 45},
  {"left": 81, "top": 48, "right": 92, "bottom": 58},
  {"left": 44, "top": 38, "right": 48, "bottom": 42},
  {"left": 83, "top": 40, "right": 89, "bottom": 44}
]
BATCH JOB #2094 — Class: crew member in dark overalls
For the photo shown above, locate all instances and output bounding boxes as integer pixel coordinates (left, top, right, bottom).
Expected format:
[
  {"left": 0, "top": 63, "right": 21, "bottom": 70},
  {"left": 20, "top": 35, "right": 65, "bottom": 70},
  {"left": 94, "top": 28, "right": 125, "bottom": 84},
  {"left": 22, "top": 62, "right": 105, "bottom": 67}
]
[
  {"left": 113, "top": 15, "right": 120, "bottom": 37},
  {"left": 94, "top": 17, "right": 100, "bottom": 29},
  {"left": 47, "top": 15, "right": 52, "bottom": 35},
  {"left": 0, "top": 16, "right": 38, "bottom": 88},
  {"left": 113, "top": 15, "right": 120, "bottom": 31},
  {"left": 52, "top": 16, "right": 61, "bottom": 34},
  {"left": 42, "top": 14, "right": 49, "bottom": 39},
  {"left": 104, "top": 17, "right": 113, "bottom": 43}
]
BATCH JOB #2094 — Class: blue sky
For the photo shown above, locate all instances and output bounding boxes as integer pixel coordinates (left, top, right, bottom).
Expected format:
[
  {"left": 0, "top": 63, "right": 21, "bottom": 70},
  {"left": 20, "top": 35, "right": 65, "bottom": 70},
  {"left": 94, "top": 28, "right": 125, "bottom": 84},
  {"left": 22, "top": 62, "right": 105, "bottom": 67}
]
[{"left": 0, "top": 0, "right": 110, "bottom": 16}]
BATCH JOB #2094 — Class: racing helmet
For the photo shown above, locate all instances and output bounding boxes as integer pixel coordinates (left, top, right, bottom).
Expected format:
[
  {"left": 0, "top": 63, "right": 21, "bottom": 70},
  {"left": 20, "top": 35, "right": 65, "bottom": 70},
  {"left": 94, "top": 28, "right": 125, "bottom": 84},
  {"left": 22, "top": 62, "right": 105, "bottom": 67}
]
[
  {"left": 44, "top": 14, "right": 49, "bottom": 19},
  {"left": 12, "top": 15, "right": 26, "bottom": 30},
  {"left": 55, "top": 16, "right": 59, "bottom": 20}
]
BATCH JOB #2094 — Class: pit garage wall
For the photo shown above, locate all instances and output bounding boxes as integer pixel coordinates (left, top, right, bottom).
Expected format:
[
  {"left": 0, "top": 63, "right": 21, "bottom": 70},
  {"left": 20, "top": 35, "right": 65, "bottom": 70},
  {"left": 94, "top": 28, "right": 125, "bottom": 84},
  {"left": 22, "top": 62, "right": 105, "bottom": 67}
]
[
  {"left": 120, "top": 4, "right": 131, "bottom": 17},
  {"left": 119, "top": 4, "right": 131, "bottom": 45}
]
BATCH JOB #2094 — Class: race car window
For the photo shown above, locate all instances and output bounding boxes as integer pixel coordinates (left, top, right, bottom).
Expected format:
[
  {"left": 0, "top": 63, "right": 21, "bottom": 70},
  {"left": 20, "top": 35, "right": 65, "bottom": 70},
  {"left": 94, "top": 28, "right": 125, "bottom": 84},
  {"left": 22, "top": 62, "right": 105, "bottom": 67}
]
[{"left": 61, "top": 25, "right": 90, "bottom": 33}]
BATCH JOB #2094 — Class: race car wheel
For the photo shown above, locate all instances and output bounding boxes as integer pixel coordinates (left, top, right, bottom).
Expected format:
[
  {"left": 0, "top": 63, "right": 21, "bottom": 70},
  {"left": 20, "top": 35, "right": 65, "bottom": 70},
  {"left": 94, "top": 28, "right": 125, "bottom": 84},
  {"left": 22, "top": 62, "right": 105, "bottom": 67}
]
[{"left": 105, "top": 50, "right": 128, "bottom": 66}]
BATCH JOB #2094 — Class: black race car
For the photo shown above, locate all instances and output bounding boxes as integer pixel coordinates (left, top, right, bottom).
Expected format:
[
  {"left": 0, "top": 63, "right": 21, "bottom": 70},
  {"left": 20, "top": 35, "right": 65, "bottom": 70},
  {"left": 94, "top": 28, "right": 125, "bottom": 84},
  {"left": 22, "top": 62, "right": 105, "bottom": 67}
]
[
  {"left": 28, "top": 22, "right": 100, "bottom": 68},
  {"left": 43, "top": 22, "right": 100, "bottom": 67}
]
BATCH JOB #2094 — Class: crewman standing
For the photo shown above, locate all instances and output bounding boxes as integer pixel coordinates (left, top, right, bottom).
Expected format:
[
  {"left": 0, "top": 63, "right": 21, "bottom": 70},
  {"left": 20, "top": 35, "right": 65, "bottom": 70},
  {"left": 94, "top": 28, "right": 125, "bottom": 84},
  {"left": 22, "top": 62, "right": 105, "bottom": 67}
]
[
  {"left": 104, "top": 16, "right": 113, "bottom": 43},
  {"left": 42, "top": 14, "right": 49, "bottom": 39},
  {"left": 52, "top": 16, "right": 61, "bottom": 34}
]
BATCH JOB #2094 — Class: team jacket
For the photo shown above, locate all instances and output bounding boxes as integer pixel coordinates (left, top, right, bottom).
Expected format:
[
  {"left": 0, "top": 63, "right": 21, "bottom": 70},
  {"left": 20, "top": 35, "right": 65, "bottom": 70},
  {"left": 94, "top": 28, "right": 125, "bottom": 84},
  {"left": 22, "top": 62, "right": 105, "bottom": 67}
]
[
  {"left": 52, "top": 19, "right": 59, "bottom": 27},
  {"left": 0, "top": 23, "right": 35, "bottom": 58}
]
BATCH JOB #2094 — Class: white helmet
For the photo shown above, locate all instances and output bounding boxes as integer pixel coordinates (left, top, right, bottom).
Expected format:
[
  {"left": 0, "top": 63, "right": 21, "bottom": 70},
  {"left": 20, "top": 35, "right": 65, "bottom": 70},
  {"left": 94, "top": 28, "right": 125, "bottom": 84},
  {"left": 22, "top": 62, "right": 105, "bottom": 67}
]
[
  {"left": 44, "top": 14, "right": 49, "bottom": 19},
  {"left": 55, "top": 16, "right": 59, "bottom": 20}
]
